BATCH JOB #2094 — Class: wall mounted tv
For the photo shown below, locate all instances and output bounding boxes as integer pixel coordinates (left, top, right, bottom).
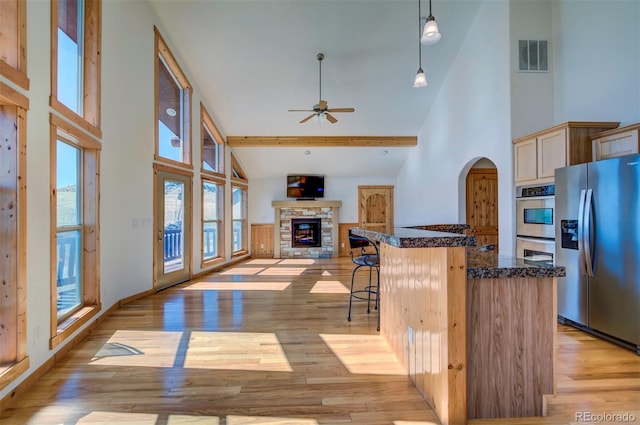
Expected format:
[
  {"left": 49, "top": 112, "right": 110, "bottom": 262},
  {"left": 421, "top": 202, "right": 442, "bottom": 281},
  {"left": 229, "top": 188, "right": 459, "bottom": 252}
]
[{"left": 287, "top": 175, "right": 325, "bottom": 199}]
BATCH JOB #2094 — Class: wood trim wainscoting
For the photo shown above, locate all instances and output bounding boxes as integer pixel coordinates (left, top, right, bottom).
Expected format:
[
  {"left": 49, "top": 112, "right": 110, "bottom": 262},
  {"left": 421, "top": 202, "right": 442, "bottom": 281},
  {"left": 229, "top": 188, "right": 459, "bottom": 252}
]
[
  {"left": 1, "top": 258, "right": 639, "bottom": 424},
  {"left": 338, "top": 223, "right": 359, "bottom": 257},
  {"left": 250, "top": 224, "right": 274, "bottom": 257}
]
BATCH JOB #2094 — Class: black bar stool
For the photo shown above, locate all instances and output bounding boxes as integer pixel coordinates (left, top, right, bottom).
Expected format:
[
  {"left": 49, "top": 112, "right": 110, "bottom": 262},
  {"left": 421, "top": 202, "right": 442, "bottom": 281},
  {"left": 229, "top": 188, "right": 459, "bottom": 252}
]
[{"left": 347, "top": 232, "right": 380, "bottom": 330}]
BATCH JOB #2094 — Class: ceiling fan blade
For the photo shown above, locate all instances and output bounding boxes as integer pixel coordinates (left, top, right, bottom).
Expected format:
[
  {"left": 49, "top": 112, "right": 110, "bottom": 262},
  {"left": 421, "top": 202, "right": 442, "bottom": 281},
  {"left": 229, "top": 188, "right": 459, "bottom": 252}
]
[
  {"left": 299, "top": 114, "right": 315, "bottom": 123},
  {"left": 288, "top": 109, "right": 314, "bottom": 112},
  {"left": 325, "top": 113, "right": 338, "bottom": 123},
  {"left": 326, "top": 108, "right": 355, "bottom": 113}
]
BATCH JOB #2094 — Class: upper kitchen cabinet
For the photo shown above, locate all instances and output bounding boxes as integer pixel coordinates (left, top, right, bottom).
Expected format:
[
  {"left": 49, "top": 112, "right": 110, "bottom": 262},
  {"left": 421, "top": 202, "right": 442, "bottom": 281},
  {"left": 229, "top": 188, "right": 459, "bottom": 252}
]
[
  {"left": 591, "top": 123, "right": 640, "bottom": 161},
  {"left": 513, "top": 121, "right": 620, "bottom": 184}
]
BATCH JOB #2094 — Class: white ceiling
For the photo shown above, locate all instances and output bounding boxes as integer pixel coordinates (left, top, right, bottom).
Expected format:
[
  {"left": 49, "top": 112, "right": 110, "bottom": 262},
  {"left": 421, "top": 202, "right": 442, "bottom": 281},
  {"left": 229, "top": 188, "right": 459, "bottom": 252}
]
[{"left": 149, "top": 0, "right": 482, "bottom": 177}]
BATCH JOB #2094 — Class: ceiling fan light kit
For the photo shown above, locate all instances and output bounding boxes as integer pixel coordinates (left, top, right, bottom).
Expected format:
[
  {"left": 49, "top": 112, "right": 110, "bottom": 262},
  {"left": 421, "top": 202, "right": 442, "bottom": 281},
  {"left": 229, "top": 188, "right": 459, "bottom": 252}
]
[{"left": 288, "top": 53, "right": 355, "bottom": 124}]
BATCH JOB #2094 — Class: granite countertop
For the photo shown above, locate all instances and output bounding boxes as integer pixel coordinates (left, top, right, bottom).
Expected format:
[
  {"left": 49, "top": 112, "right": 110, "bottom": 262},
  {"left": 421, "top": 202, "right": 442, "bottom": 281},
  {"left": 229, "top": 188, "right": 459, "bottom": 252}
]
[
  {"left": 350, "top": 226, "right": 566, "bottom": 279},
  {"left": 467, "top": 250, "right": 566, "bottom": 279},
  {"left": 349, "top": 227, "right": 476, "bottom": 248},
  {"left": 407, "top": 223, "right": 470, "bottom": 234}
]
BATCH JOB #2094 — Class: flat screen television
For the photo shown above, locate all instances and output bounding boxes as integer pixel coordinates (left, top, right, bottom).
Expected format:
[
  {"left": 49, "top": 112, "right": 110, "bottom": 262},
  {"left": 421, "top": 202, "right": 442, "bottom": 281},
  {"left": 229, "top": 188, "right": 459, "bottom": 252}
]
[{"left": 287, "top": 175, "right": 325, "bottom": 199}]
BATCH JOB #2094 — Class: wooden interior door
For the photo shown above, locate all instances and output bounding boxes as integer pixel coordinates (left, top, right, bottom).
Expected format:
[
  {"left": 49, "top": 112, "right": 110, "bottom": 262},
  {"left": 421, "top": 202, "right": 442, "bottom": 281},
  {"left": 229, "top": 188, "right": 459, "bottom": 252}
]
[
  {"left": 358, "top": 186, "right": 394, "bottom": 234},
  {"left": 465, "top": 169, "right": 498, "bottom": 251}
]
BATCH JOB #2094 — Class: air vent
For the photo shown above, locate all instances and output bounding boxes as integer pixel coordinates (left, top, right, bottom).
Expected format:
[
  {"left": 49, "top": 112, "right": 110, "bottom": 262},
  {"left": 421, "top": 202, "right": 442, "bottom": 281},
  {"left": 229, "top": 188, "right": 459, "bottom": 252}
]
[{"left": 518, "top": 40, "right": 548, "bottom": 72}]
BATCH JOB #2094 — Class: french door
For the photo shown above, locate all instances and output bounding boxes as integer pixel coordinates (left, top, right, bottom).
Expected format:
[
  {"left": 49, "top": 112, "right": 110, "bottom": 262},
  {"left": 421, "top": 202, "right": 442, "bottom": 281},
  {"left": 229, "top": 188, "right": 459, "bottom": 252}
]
[{"left": 155, "top": 169, "right": 192, "bottom": 290}]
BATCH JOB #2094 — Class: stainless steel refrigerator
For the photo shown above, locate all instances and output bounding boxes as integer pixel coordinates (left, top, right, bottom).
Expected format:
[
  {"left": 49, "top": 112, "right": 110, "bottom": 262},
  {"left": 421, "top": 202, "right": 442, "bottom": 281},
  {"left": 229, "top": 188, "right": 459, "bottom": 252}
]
[{"left": 555, "top": 154, "right": 640, "bottom": 353}]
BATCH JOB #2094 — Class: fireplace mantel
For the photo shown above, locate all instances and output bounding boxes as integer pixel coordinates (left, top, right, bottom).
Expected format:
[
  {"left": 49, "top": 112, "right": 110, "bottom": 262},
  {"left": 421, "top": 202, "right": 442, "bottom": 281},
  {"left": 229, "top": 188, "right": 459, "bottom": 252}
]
[
  {"left": 272, "top": 200, "right": 342, "bottom": 209},
  {"left": 272, "top": 200, "right": 342, "bottom": 258}
]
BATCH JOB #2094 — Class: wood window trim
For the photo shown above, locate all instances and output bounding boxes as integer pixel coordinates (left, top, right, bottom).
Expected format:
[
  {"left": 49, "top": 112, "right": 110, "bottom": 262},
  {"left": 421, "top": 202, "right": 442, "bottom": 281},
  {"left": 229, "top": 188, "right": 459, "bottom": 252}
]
[
  {"left": 49, "top": 113, "right": 101, "bottom": 349},
  {"left": 0, "top": 0, "right": 29, "bottom": 90},
  {"left": 50, "top": 0, "right": 102, "bottom": 138},
  {"left": 231, "top": 184, "right": 249, "bottom": 255},
  {"left": 154, "top": 27, "right": 192, "bottom": 167},
  {"left": 201, "top": 177, "right": 225, "bottom": 267},
  {"left": 0, "top": 86, "right": 29, "bottom": 391},
  {"left": 200, "top": 103, "right": 225, "bottom": 178},
  {"left": 230, "top": 151, "right": 248, "bottom": 184}
]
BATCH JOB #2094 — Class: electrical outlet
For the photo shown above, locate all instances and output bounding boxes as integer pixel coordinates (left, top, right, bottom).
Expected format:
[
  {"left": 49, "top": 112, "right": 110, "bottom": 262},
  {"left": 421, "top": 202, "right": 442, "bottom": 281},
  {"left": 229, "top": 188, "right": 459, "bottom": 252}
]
[
  {"left": 408, "top": 325, "right": 415, "bottom": 345},
  {"left": 341, "top": 242, "right": 345, "bottom": 248},
  {"left": 34, "top": 326, "right": 41, "bottom": 344},
  {"left": 260, "top": 244, "right": 265, "bottom": 249}
]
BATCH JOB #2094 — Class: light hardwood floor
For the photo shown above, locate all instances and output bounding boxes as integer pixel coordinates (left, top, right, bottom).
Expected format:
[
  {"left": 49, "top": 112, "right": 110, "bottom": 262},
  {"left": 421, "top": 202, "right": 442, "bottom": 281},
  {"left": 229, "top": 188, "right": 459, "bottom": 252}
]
[{"left": 1, "top": 258, "right": 639, "bottom": 425}]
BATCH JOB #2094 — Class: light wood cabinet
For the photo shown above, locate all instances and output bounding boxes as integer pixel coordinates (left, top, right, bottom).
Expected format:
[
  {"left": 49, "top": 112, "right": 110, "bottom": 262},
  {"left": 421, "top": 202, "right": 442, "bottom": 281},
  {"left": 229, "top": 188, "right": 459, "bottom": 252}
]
[
  {"left": 513, "top": 121, "right": 619, "bottom": 184},
  {"left": 591, "top": 123, "right": 640, "bottom": 161}
]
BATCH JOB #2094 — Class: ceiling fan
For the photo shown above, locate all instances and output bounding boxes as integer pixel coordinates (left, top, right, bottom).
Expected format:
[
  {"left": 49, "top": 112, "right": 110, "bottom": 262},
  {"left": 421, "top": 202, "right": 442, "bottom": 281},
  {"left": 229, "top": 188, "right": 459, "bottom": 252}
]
[{"left": 288, "top": 53, "right": 355, "bottom": 124}]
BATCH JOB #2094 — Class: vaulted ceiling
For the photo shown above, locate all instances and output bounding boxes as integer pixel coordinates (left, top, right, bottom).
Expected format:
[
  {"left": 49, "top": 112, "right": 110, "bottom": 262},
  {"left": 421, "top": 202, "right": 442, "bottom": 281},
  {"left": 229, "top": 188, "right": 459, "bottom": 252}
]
[{"left": 149, "top": 0, "right": 482, "bottom": 177}]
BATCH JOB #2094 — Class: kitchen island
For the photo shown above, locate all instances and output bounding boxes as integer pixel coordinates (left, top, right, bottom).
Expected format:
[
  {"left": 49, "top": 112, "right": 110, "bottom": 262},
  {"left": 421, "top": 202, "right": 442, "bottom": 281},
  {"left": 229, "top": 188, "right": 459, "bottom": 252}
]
[{"left": 350, "top": 227, "right": 565, "bottom": 425}]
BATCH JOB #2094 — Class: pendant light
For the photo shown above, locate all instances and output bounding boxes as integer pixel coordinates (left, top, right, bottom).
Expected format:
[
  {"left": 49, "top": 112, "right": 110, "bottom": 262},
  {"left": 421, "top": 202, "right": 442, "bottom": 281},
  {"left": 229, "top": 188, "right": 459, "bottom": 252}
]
[
  {"left": 414, "top": 0, "right": 427, "bottom": 88},
  {"left": 421, "top": 0, "right": 441, "bottom": 45}
]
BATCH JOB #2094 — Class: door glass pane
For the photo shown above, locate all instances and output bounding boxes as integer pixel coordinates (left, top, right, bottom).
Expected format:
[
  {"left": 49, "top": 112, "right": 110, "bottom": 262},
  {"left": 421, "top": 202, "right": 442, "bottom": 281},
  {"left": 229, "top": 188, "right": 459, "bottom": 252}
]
[
  {"left": 57, "top": 140, "right": 81, "bottom": 226},
  {"left": 56, "top": 230, "right": 81, "bottom": 318},
  {"left": 57, "top": 0, "right": 84, "bottom": 114},
  {"left": 164, "top": 179, "right": 185, "bottom": 273},
  {"left": 203, "top": 182, "right": 219, "bottom": 260}
]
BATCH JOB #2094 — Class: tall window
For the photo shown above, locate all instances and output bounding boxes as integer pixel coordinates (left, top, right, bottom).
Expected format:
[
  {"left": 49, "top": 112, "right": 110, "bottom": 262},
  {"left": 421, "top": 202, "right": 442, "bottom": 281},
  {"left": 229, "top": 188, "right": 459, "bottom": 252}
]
[
  {"left": 51, "top": 0, "right": 102, "bottom": 138},
  {"left": 201, "top": 104, "right": 224, "bottom": 176},
  {"left": 155, "top": 28, "right": 192, "bottom": 166},
  {"left": 232, "top": 185, "right": 248, "bottom": 254},
  {"left": 56, "top": 140, "right": 82, "bottom": 319},
  {"left": 0, "top": 86, "right": 29, "bottom": 389},
  {"left": 202, "top": 179, "right": 224, "bottom": 264},
  {"left": 50, "top": 115, "right": 101, "bottom": 348},
  {"left": 0, "top": 0, "right": 29, "bottom": 89}
]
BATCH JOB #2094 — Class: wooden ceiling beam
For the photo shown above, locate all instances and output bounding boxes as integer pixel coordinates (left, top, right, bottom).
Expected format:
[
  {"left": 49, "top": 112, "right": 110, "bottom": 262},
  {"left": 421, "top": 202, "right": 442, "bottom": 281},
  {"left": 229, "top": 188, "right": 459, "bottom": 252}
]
[{"left": 226, "top": 136, "right": 417, "bottom": 147}]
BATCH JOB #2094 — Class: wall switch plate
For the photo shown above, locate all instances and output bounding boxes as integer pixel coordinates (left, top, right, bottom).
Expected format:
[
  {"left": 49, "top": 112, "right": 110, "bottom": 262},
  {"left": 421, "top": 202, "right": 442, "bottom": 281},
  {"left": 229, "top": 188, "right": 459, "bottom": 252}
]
[{"left": 408, "top": 325, "right": 415, "bottom": 345}]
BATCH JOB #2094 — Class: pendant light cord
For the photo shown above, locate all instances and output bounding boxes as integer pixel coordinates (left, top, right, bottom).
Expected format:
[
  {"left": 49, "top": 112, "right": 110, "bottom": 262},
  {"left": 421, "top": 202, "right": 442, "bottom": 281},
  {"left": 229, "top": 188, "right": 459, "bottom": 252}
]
[
  {"left": 319, "top": 55, "right": 322, "bottom": 104},
  {"left": 418, "top": 0, "right": 422, "bottom": 68}
]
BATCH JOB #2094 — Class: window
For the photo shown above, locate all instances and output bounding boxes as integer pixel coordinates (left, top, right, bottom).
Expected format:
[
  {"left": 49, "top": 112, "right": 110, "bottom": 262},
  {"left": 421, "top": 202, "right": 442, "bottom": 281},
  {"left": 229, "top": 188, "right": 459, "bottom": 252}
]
[
  {"left": 0, "top": 83, "right": 29, "bottom": 389},
  {"left": 201, "top": 104, "right": 224, "bottom": 176},
  {"left": 50, "top": 114, "right": 101, "bottom": 348},
  {"left": 0, "top": 0, "right": 29, "bottom": 89},
  {"left": 232, "top": 185, "right": 248, "bottom": 254},
  {"left": 202, "top": 179, "right": 224, "bottom": 265},
  {"left": 51, "top": 0, "right": 102, "bottom": 138},
  {"left": 155, "top": 28, "right": 192, "bottom": 167}
]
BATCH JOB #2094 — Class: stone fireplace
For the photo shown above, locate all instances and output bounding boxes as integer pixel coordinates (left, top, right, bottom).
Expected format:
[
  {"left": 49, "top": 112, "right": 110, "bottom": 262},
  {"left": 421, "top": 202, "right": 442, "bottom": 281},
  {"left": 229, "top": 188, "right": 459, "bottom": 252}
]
[{"left": 272, "top": 200, "right": 341, "bottom": 258}]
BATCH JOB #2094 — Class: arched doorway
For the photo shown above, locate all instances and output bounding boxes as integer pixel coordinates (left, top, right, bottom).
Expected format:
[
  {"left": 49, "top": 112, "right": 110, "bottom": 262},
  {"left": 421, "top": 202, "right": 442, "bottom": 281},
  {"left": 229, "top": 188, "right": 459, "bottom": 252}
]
[{"left": 465, "top": 158, "right": 498, "bottom": 252}]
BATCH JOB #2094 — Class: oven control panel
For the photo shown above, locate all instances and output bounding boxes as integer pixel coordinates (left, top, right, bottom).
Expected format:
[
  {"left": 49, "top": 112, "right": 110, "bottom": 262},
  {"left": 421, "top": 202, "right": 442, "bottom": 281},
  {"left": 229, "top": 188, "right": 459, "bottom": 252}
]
[{"left": 517, "top": 184, "right": 555, "bottom": 198}]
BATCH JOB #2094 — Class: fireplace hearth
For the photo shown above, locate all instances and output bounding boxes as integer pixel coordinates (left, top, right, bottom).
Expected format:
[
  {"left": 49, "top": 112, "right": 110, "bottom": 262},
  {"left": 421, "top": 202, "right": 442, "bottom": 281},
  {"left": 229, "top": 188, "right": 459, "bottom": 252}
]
[{"left": 292, "top": 218, "right": 322, "bottom": 248}]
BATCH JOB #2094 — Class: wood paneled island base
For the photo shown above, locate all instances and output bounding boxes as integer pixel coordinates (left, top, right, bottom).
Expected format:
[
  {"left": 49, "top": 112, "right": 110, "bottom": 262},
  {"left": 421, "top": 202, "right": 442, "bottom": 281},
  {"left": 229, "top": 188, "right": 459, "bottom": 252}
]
[{"left": 351, "top": 227, "right": 566, "bottom": 425}]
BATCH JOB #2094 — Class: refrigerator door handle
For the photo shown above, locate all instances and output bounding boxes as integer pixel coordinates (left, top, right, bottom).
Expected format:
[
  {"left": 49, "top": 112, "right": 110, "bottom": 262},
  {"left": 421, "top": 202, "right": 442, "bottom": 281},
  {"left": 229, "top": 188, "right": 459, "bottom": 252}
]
[
  {"left": 577, "top": 189, "right": 587, "bottom": 276},
  {"left": 584, "top": 188, "right": 596, "bottom": 277}
]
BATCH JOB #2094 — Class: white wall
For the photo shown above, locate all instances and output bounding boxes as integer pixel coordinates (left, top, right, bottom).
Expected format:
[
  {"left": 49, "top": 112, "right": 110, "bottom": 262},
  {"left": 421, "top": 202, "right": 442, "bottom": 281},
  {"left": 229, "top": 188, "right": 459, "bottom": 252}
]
[
  {"left": 250, "top": 176, "right": 396, "bottom": 224},
  {"left": 395, "top": 0, "right": 514, "bottom": 254},
  {"left": 510, "top": 0, "right": 555, "bottom": 139},
  {"left": 552, "top": 0, "right": 640, "bottom": 126}
]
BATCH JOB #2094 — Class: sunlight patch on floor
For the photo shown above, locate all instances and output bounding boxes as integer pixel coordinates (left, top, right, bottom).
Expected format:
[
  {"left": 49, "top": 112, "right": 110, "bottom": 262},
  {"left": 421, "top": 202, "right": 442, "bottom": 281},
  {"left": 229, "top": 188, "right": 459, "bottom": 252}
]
[
  {"left": 219, "top": 267, "right": 265, "bottom": 275},
  {"left": 246, "top": 259, "right": 282, "bottom": 265},
  {"left": 226, "top": 416, "right": 319, "bottom": 424},
  {"left": 279, "top": 259, "right": 316, "bottom": 265},
  {"left": 321, "top": 270, "right": 333, "bottom": 276},
  {"left": 258, "top": 267, "right": 306, "bottom": 276},
  {"left": 309, "top": 280, "right": 349, "bottom": 294},
  {"left": 183, "top": 281, "right": 292, "bottom": 291},
  {"left": 319, "top": 333, "right": 405, "bottom": 375},
  {"left": 89, "top": 330, "right": 181, "bottom": 368},
  {"left": 185, "top": 331, "right": 293, "bottom": 372},
  {"left": 75, "top": 412, "right": 221, "bottom": 424},
  {"left": 393, "top": 422, "right": 439, "bottom": 425}
]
